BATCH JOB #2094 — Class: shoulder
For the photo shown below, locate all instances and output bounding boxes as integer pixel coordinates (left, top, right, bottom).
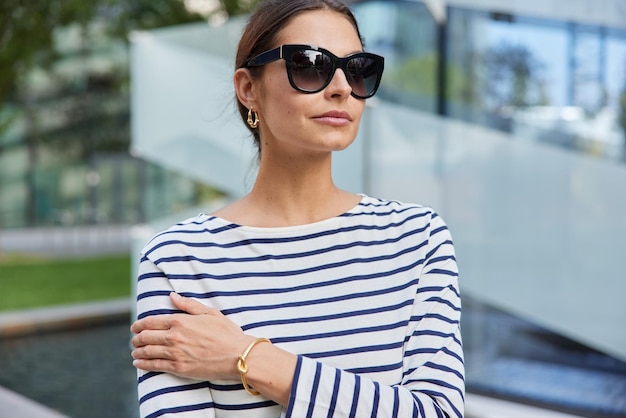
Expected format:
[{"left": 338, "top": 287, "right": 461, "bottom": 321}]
[
  {"left": 354, "top": 195, "right": 452, "bottom": 241},
  {"left": 357, "top": 195, "right": 441, "bottom": 224},
  {"left": 139, "top": 213, "right": 232, "bottom": 259}
]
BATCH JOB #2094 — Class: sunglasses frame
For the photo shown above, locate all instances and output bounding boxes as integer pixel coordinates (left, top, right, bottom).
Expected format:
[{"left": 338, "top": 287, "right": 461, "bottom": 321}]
[{"left": 246, "top": 44, "right": 384, "bottom": 99}]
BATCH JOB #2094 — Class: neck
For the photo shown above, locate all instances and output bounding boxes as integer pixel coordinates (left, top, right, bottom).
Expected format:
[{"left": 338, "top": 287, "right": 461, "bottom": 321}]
[
  {"left": 249, "top": 152, "right": 342, "bottom": 225},
  {"left": 213, "top": 147, "right": 361, "bottom": 227},
  {"left": 213, "top": 149, "right": 359, "bottom": 228}
]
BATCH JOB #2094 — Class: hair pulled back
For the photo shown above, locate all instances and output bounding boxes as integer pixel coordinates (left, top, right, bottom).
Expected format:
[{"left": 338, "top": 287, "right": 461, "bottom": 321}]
[{"left": 235, "top": 0, "right": 363, "bottom": 150}]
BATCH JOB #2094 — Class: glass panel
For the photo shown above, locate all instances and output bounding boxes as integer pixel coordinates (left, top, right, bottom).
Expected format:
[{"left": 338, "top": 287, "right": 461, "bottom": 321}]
[
  {"left": 355, "top": 1, "right": 438, "bottom": 112},
  {"left": 347, "top": 4, "right": 626, "bottom": 412},
  {"left": 462, "top": 295, "right": 626, "bottom": 416}
]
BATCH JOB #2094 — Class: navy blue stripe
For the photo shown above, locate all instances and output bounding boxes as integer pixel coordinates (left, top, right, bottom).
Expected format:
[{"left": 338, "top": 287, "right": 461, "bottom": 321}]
[
  {"left": 424, "top": 254, "right": 456, "bottom": 268},
  {"left": 350, "top": 205, "right": 423, "bottom": 218},
  {"left": 412, "top": 312, "right": 460, "bottom": 325},
  {"left": 137, "top": 371, "right": 162, "bottom": 384},
  {"left": 412, "top": 329, "right": 460, "bottom": 343},
  {"left": 163, "top": 256, "right": 425, "bottom": 307},
  {"left": 404, "top": 346, "right": 464, "bottom": 367},
  {"left": 243, "top": 298, "right": 414, "bottom": 331},
  {"left": 144, "top": 211, "right": 431, "bottom": 257},
  {"left": 347, "top": 361, "right": 403, "bottom": 374},
  {"left": 206, "top": 381, "right": 246, "bottom": 391},
  {"left": 306, "top": 362, "right": 323, "bottom": 418},
  {"left": 424, "top": 268, "right": 458, "bottom": 277},
  {"left": 420, "top": 388, "right": 463, "bottom": 418},
  {"left": 137, "top": 258, "right": 422, "bottom": 303},
  {"left": 140, "top": 382, "right": 209, "bottom": 404},
  {"left": 136, "top": 290, "right": 171, "bottom": 301},
  {"left": 413, "top": 392, "right": 425, "bottom": 417},
  {"left": 411, "top": 382, "right": 464, "bottom": 402},
  {"left": 425, "top": 239, "right": 453, "bottom": 261},
  {"left": 213, "top": 400, "right": 277, "bottom": 410},
  {"left": 326, "top": 369, "right": 341, "bottom": 418},
  {"left": 429, "top": 224, "right": 448, "bottom": 238},
  {"left": 152, "top": 225, "right": 428, "bottom": 266},
  {"left": 424, "top": 361, "right": 465, "bottom": 381},
  {"left": 137, "top": 308, "right": 182, "bottom": 320},
  {"left": 285, "top": 356, "right": 303, "bottom": 418},
  {"left": 144, "top": 220, "right": 239, "bottom": 243},
  {"left": 271, "top": 320, "right": 409, "bottom": 344},
  {"left": 371, "top": 381, "right": 380, "bottom": 418},
  {"left": 222, "top": 278, "right": 420, "bottom": 316},
  {"left": 392, "top": 385, "right": 400, "bottom": 417},
  {"left": 149, "top": 202, "right": 420, "bottom": 243},
  {"left": 162, "top": 239, "right": 428, "bottom": 282},
  {"left": 349, "top": 375, "right": 361, "bottom": 418},
  {"left": 145, "top": 402, "right": 215, "bottom": 418},
  {"left": 305, "top": 341, "right": 403, "bottom": 359},
  {"left": 425, "top": 297, "right": 461, "bottom": 312},
  {"left": 137, "top": 272, "right": 166, "bottom": 282}
]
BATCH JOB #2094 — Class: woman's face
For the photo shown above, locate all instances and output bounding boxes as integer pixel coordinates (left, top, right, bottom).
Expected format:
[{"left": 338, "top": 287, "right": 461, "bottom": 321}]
[{"left": 253, "top": 9, "right": 366, "bottom": 159}]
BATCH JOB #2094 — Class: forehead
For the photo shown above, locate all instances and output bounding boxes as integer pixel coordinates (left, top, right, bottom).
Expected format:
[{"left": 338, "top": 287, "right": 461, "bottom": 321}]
[{"left": 275, "top": 9, "right": 362, "bottom": 55}]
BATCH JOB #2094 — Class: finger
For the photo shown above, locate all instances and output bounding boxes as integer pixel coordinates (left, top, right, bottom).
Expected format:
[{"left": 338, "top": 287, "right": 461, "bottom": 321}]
[
  {"left": 130, "top": 315, "right": 172, "bottom": 334},
  {"left": 132, "top": 357, "right": 174, "bottom": 374},
  {"left": 132, "top": 344, "right": 172, "bottom": 361},
  {"left": 131, "top": 329, "right": 169, "bottom": 348},
  {"left": 169, "top": 292, "right": 214, "bottom": 315}
]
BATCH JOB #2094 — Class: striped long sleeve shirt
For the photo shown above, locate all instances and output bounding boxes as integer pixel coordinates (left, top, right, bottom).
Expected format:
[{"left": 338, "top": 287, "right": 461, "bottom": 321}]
[{"left": 135, "top": 195, "right": 465, "bottom": 417}]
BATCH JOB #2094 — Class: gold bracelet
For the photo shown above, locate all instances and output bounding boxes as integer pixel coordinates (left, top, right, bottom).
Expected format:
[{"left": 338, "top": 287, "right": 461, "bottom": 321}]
[{"left": 237, "top": 337, "right": 271, "bottom": 396}]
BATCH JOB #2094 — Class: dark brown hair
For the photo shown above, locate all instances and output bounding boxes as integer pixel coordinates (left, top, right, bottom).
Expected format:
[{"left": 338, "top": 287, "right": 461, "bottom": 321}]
[{"left": 235, "top": 0, "right": 364, "bottom": 149}]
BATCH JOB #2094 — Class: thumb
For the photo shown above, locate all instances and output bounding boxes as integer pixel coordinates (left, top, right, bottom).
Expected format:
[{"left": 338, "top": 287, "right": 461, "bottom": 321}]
[{"left": 170, "top": 292, "right": 213, "bottom": 315}]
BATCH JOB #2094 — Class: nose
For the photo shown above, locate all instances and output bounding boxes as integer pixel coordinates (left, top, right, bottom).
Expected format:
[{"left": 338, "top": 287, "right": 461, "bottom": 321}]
[{"left": 325, "top": 67, "right": 353, "bottom": 98}]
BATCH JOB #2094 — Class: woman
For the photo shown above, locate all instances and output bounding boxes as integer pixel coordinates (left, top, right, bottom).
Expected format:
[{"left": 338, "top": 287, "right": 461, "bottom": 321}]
[{"left": 131, "top": 0, "right": 465, "bottom": 416}]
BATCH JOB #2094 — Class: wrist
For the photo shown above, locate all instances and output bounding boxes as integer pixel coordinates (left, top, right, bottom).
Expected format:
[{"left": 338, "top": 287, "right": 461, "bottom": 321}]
[{"left": 237, "top": 337, "right": 273, "bottom": 395}]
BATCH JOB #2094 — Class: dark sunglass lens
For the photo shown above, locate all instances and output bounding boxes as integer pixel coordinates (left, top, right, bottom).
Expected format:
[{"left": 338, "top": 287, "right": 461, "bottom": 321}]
[
  {"left": 346, "top": 56, "right": 380, "bottom": 98},
  {"left": 289, "top": 50, "right": 332, "bottom": 91}
]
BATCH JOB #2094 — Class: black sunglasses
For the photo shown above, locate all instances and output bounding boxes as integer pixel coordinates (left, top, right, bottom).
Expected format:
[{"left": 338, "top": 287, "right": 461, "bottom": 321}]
[{"left": 246, "top": 44, "right": 384, "bottom": 99}]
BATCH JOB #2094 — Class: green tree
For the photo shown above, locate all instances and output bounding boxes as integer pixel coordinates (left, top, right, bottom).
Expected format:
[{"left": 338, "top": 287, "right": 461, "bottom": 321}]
[{"left": 0, "top": 0, "right": 258, "bottom": 227}]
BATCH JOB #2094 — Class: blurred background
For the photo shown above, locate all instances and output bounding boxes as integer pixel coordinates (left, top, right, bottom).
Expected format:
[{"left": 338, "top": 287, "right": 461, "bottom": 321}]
[{"left": 1, "top": 0, "right": 625, "bottom": 417}]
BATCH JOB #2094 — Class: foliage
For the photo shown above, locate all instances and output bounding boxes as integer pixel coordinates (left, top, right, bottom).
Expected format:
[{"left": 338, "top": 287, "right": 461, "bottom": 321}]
[
  {"left": 0, "top": 1, "right": 205, "bottom": 107},
  {"left": 102, "top": 0, "right": 205, "bottom": 41},
  {"left": 0, "top": 0, "right": 258, "bottom": 226},
  {"left": 0, "top": 0, "right": 259, "bottom": 135},
  {"left": 220, "top": 0, "right": 260, "bottom": 17},
  {"left": 0, "top": 255, "right": 131, "bottom": 311}
]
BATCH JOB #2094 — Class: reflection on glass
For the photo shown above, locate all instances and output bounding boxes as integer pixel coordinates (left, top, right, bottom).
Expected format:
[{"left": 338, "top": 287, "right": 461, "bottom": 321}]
[{"left": 353, "top": 1, "right": 626, "bottom": 415}]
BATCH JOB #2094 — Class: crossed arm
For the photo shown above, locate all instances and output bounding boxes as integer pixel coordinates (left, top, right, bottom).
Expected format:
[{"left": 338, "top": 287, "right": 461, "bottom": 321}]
[{"left": 131, "top": 292, "right": 297, "bottom": 407}]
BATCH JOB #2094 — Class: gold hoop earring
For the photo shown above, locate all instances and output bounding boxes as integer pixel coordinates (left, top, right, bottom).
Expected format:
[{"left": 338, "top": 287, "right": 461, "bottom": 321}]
[{"left": 247, "top": 108, "right": 259, "bottom": 128}]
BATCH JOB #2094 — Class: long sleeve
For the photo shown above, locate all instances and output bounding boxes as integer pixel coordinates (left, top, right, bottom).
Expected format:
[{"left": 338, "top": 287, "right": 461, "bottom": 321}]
[
  {"left": 284, "top": 213, "right": 464, "bottom": 417},
  {"left": 135, "top": 255, "right": 220, "bottom": 418}
]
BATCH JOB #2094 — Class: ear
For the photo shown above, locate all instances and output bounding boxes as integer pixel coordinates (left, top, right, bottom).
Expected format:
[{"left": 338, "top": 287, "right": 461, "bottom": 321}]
[{"left": 234, "top": 68, "right": 258, "bottom": 110}]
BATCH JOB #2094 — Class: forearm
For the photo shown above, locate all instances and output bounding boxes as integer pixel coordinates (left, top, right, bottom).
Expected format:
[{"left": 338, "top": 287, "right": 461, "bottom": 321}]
[
  {"left": 286, "top": 350, "right": 464, "bottom": 417},
  {"left": 241, "top": 339, "right": 298, "bottom": 407}
]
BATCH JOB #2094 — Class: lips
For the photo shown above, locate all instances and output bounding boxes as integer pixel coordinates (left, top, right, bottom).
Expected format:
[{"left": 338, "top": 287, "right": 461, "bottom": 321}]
[
  {"left": 313, "top": 110, "right": 352, "bottom": 126},
  {"left": 315, "top": 110, "right": 352, "bottom": 120}
]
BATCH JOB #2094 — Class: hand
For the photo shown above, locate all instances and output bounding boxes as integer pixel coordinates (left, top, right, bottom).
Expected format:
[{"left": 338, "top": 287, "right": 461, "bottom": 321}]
[{"left": 130, "top": 292, "right": 255, "bottom": 381}]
